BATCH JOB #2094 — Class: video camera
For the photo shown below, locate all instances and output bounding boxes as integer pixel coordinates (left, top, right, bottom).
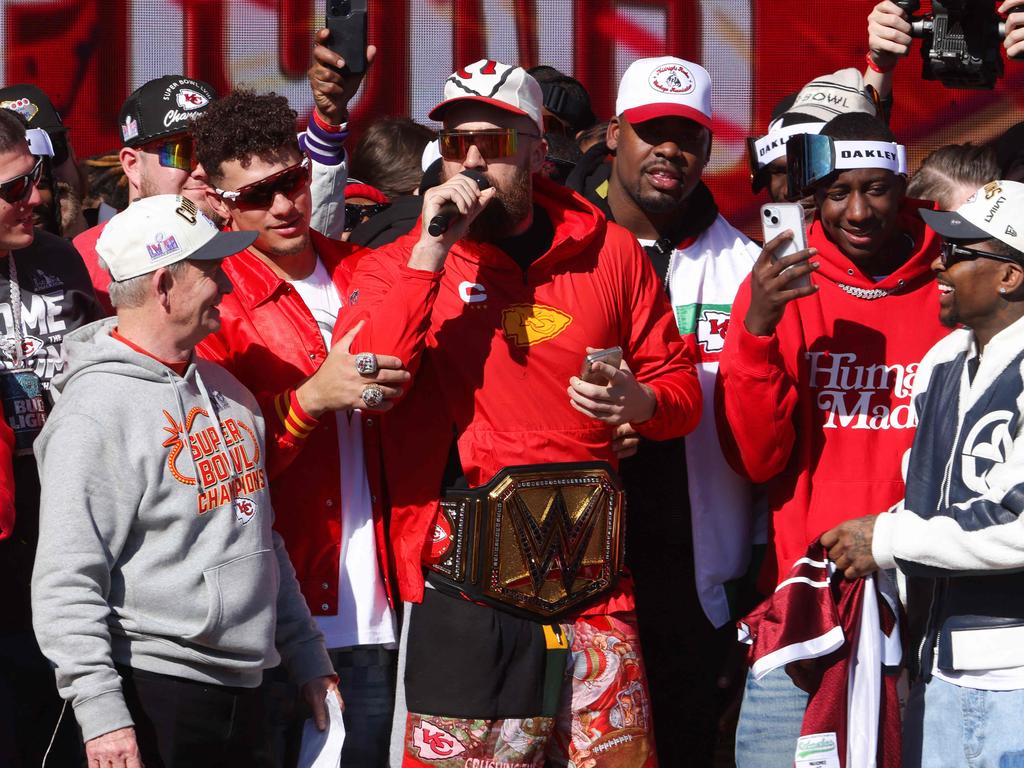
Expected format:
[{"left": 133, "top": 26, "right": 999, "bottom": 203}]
[{"left": 895, "top": 0, "right": 1023, "bottom": 89}]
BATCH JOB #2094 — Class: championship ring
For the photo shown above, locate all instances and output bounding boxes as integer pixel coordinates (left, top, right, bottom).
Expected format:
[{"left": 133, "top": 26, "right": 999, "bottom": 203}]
[
  {"left": 360, "top": 383, "right": 384, "bottom": 408},
  {"left": 354, "top": 352, "right": 378, "bottom": 376}
]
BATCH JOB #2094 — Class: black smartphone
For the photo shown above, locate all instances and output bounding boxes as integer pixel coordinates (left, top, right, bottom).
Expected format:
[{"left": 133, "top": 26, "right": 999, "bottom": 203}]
[{"left": 325, "top": 0, "right": 368, "bottom": 75}]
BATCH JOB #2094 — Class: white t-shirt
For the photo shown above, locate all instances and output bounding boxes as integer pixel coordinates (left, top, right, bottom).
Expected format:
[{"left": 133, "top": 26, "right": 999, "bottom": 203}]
[{"left": 289, "top": 259, "right": 396, "bottom": 649}]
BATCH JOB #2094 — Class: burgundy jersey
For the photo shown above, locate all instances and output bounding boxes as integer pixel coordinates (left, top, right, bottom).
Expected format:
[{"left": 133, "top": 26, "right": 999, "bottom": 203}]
[{"left": 738, "top": 544, "right": 902, "bottom": 768}]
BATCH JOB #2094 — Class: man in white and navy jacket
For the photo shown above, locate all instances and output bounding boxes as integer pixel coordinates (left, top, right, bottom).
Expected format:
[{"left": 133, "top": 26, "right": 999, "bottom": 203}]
[{"left": 822, "top": 179, "right": 1024, "bottom": 767}]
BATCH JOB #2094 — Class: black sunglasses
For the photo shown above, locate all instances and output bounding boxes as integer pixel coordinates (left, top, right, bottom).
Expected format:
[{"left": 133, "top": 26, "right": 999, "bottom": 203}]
[
  {"left": 940, "top": 241, "right": 1024, "bottom": 268},
  {"left": 0, "top": 157, "right": 43, "bottom": 205},
  {"left": 343, "top": 202, "right": 389, "bottom": 233},
  {"left": 214, "top": 157, "right": 311, "bottom": 207}
]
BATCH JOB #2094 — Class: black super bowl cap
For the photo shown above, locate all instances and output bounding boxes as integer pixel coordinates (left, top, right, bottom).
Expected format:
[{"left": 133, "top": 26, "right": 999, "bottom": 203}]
[
  {"left": 0, "top": 84, "right": 70, "bottom": 165},
  {"left": 118, "top": 76, "right": 217, "bottom": 148}
]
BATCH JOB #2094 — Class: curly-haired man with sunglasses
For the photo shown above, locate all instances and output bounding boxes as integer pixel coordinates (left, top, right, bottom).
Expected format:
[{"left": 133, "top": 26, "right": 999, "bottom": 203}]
[
  {"left": 337, "top": 59, "right": 701, "bottom": 768},
  {"left": 0, "top": 104, "right": 103, "bottom": 768},
  {"left": 192, "top": 87, "right": 410, "bottom": 767},
  {"left": 74, "top": 30, "right": 372, "bottom": 316}
]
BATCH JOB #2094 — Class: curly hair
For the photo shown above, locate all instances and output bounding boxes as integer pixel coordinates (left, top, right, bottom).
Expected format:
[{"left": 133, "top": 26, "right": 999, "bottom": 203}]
[{"left": 192, "top": 89, "right": 300, "bottom": 184}]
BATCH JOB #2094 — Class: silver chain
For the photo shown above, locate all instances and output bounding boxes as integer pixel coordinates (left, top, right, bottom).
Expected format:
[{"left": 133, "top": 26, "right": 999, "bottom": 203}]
[
  {"left": 836, "top": 282, "right": 896, "bottom": 301},
  {"left": 2, "top": 253, "right": 24, "bottom": 366}
]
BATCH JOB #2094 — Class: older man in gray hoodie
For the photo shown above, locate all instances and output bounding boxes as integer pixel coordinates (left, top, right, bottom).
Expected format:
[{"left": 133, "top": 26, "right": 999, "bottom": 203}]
[{"left": 31, "top": 195, "right": 339, "bottom": 768}]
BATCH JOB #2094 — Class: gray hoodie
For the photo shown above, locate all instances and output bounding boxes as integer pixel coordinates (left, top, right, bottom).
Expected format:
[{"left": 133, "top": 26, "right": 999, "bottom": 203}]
[{"left": 31, "top": 318, "right": 333, "bottom": 741}]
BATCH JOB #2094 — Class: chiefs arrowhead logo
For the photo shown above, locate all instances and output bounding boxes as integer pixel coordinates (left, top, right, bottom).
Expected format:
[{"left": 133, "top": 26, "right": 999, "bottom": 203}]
[
  {"left": 501, "top": 304, "right": 572, "bottom": 347},
  {"left": 426, "top": 511, "right": 453, "bottom": 563},
  {"left": 696, "top": 309, "right": 730, "bottom": 353},
  {"left": 176, "top": 88, "right": 209, "bottom": 111},
  {"left": 412, "top": 722, "right": 466, "bottom": 760},
  {"left": 234, "top": 497, "right": 257, "bottom": 525},
  {"left": 16, "top": 335, "right": 44, "bottom": 360}
]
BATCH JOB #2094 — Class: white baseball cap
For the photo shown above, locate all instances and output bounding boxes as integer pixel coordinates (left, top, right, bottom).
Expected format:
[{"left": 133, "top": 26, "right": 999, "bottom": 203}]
[
  {"left": 429, "top": 60, "right": 544, "bottom": 133},
  {"left": 615, "top": 56, "right": 712, "bottom": 129},
  {"left": 97, "top": 195, "right": 257, "bottom": 282},
  {"left": 920, "top": 180, "right": 1024, "bottom": 257}
]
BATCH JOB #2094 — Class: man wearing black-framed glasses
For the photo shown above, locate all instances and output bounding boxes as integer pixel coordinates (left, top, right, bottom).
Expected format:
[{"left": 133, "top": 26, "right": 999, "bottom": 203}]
[
  {"left": 0, "top": 100, "right": 102, "bottom": 768},
  {"left": 821, "top": 180, "right": 1024, "bottom": 766}
]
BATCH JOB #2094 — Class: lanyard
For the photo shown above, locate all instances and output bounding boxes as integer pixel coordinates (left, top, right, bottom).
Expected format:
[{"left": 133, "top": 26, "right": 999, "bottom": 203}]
[{"left": 2, "top": 253, "right": 25, "bottom": 368}]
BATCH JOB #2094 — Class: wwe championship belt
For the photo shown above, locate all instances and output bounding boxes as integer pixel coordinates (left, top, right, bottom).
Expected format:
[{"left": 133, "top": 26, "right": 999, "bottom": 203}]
[{"left": 426, "top": 462, "right": 626, "bottom": 621}]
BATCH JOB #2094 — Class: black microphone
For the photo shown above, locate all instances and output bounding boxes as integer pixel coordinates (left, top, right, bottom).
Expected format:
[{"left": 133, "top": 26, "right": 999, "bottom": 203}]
[{"left": 427, "top": 169, "right": 492, "bottom": 237}]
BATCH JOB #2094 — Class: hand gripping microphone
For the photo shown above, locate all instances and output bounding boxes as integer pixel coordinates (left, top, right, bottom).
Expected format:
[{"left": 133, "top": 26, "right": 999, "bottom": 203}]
[{"left": 427, "top": 169, "right": 492, "bottom": 237}]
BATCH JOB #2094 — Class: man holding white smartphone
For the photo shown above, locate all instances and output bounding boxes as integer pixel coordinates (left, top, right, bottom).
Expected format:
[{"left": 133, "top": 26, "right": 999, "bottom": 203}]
[{"left": 717, "top": 111, "right": 949, "bottom": 767}]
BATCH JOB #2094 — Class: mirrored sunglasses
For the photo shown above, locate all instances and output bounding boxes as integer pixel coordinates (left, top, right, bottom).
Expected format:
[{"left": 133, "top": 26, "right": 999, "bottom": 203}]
[
  {"left": 214, "top": 157, "right": 311, "bottom": 207},
  {"left": 0, "top": 157, "right": 43, "bottom": 205},
  {"left": 437, "top": 128, "right": 539, "bottom": 161},
  {"left": 144, "top": 136, "right": 196, "bottom": 172}
]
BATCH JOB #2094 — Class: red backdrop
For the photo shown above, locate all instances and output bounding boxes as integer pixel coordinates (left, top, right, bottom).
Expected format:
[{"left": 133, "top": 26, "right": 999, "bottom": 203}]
[{"left": 4, "top": 0, "right": 1023, "bottom": 232}]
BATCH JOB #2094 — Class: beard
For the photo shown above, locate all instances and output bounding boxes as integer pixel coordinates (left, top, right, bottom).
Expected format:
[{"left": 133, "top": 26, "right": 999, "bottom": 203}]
[
  {"left": 443, "top": 165, "right": 533, "bottom": 242},
  {"left": 264, "top": 229, "right": 311, "bottom": 259}
]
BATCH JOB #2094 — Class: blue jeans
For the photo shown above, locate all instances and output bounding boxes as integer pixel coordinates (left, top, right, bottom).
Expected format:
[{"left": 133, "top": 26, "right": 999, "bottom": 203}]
[
  {"left": 904, "top": 677, "right": 1024, "bottom": 768},
  {"left": 735, "top": 665, "right": 809, "bottom": 767}
]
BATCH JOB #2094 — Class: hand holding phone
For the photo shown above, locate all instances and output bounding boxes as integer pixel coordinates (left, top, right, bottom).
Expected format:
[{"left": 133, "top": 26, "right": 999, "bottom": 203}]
[
  {"left": 580, "top": 347, "right": 624, "bottom": 385},
  {"left": 325, "top": 0, "right": 368, "bottom": 74},
  {"left": 761, "top": 204, "right": 810, "bottom": 289}
]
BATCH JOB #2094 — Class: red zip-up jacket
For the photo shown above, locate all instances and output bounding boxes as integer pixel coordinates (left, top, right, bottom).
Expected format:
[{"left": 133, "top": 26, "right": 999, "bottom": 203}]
[
  {"left": 717, "top": 200, "right": 947, "bottom": 591},
  {"left": 335, "top": 176, "right": 702, "bottom": 607},
  {"left": 196, "top": 230, "right": 395, "bottom": 614}
]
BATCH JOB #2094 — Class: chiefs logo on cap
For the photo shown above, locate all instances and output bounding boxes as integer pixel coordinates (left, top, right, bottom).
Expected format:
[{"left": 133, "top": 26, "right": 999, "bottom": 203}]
[
  {"left": 501, "top": 304, "right": 572, "bottom": 347},
  {"left": 176, "top": 88, "right": 210, "bottom": 111},
  {"left": 649, "top": 63, "right": 695, "bottom": 94}
]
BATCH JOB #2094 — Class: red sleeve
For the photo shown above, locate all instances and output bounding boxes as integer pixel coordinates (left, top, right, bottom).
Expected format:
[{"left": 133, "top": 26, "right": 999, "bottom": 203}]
[
  {"left": 619, "top": 232, "right": 702, "bottom": 441},
  {"left": 0, "top": 418, "right": 14, "bottom": 541},
  {"left": 195, "top": 331, "right": 319, "bottom": 481},
  {"left": 331, "top": 234, "right": 443, "bottom": 374},
  {"left": 715, "top": 275, "right": 799, "bottom": 483},
  {"left": 72, "top": 225, "right": 115, "bottom": 317}
]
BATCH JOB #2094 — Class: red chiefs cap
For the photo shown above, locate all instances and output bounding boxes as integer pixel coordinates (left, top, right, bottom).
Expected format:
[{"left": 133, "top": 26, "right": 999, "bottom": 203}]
[
  {"left": 616, "top": 56, "right": 712, "bottom": 129},
  {"left": 429, "top": 60, "right": 544, "bottom": 133}
]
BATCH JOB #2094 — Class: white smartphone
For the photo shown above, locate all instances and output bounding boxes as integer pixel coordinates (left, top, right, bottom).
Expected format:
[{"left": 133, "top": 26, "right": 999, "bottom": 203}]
[{"left": 761, "top": 203, "right": 810, "bottom": 289}]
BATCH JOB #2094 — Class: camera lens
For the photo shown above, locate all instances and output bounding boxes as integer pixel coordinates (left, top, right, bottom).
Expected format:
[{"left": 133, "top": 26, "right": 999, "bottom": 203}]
[
  {"left": 764, "top": 209, "right": 772, "bottom": 218},
  {"left": 771, "top": 216, "right": 779, "bottom": 225}
]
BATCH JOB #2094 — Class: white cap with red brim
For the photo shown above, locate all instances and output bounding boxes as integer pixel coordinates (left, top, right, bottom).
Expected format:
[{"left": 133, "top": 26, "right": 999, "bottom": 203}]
[{"left": 615, "top": 56, "right": 712, "bottom": 129}]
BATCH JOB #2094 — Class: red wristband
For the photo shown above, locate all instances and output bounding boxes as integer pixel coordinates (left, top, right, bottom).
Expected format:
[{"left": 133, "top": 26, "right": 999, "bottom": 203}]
[
  {"left": 865, "top": 52, "right": 895, "bottom": 74},
  {"left": 311, "top": 108, "right": 346, "bottom": 133}
]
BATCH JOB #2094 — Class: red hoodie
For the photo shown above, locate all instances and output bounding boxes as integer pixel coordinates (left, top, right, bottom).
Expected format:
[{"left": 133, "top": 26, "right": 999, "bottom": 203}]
[
  {"left": 336, "top": 175, "right": 702, "bottom": 608},
  {"left": 717, "top": 199, "right": 947, "bottom": 590}
]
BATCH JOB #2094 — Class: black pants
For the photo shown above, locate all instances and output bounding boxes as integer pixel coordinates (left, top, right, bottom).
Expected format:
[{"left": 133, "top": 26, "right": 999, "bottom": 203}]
[{"left": 119, "top": 666, "right": 273, "bottom": 768}]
